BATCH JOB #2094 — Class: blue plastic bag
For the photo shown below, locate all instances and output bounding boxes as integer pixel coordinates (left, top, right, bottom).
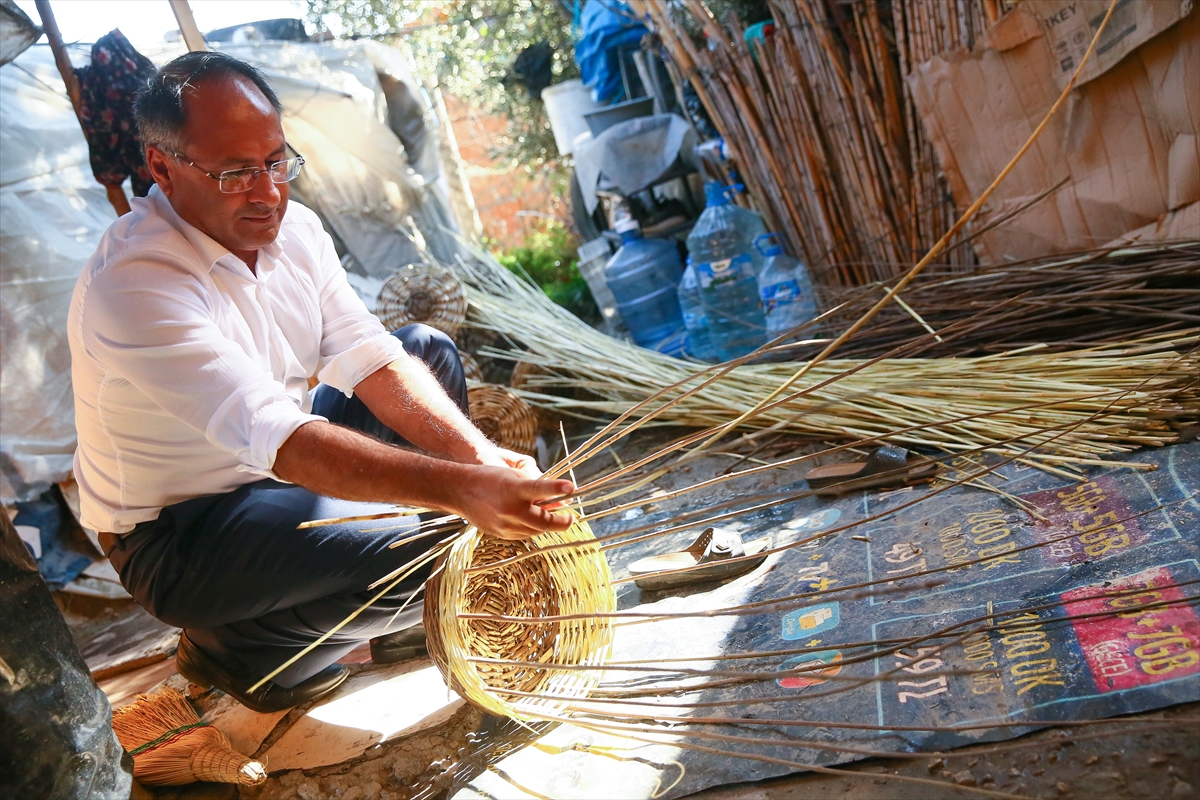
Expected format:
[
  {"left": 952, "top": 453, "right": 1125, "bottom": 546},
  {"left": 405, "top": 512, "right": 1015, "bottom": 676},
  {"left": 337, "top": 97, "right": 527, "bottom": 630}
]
[{"left": 574, "top": 0, "right": 648, "bottom": 104}]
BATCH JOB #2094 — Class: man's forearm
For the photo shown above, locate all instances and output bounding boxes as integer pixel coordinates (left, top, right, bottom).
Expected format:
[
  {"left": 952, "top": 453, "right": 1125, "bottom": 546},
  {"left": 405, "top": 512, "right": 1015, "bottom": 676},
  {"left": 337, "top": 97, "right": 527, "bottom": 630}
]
[
  {"left": 272, "top": 420, "right": 576, "bottom": 539},
  {"left": 353, "top": 357, "right": 489, "bottom": 464},
  {"left": 273, "top": 419, "right": 471, "bottom": 510}
]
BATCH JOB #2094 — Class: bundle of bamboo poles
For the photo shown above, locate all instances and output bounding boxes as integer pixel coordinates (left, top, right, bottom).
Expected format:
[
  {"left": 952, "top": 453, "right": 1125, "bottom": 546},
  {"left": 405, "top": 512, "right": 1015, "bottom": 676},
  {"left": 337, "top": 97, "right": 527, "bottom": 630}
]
[
  {"left": 455, "top": 246, "right": 1198, "bottom": 473},
  {"left": 630, "top": 0, "right": 1014, "bottom": 284}
]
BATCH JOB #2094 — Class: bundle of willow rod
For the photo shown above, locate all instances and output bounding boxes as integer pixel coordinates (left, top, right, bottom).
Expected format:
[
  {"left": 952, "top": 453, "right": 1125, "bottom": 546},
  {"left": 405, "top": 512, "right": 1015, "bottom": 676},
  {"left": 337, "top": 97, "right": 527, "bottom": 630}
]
[
  {"left": 456, "top": 247, "right": 1198, "bottom": 471},
  {"left": 798, "top": 241, "right": 1200, "bottom": 359},
  {"left": 630, "top": 0, "right": 1001, "bottom": 284}
]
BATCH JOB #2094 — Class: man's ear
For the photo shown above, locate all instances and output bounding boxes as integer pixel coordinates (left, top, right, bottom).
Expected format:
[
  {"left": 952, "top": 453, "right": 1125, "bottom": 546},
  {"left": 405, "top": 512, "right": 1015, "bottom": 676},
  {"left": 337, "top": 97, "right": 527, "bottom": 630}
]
[{"left": 144, "top": 145, "right": 174, "bottom": 197}]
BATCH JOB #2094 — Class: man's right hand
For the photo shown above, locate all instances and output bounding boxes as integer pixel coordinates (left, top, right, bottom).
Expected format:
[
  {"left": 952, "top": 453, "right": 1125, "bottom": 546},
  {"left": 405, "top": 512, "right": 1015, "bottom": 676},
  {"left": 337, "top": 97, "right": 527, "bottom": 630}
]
[{"left": 454, "top": 466, "right": 576, "bottom": 540}]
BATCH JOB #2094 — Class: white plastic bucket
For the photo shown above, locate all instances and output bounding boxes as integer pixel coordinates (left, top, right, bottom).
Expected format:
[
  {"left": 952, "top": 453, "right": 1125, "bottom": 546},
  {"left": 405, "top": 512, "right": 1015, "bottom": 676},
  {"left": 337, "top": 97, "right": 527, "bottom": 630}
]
[{"left": 543, "top": 79, "right": 603, "bottom": 156}]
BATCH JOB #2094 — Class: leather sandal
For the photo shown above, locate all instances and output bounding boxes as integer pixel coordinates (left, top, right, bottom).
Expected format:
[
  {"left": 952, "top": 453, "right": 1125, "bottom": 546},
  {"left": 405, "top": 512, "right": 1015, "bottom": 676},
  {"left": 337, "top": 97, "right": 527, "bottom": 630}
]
[
  {"left": 627, "top": 527, "right": 771, "bottom": 591},
  {"left": 804, "top": 446, "right": 937, "bottom": 496}
]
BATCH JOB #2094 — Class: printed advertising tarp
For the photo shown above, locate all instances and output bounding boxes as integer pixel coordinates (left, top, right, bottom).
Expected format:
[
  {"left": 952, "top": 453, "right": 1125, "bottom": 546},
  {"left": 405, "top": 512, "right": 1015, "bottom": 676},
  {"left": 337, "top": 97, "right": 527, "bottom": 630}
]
[{"left": 455, "top": 441, "right": 1199, "bottom": 798}]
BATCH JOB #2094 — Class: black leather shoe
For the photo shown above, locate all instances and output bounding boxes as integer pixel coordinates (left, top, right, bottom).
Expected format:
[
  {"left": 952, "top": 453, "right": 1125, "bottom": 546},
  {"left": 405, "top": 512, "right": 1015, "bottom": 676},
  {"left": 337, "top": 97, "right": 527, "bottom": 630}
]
[
  {"left": 175, "top": 632, "right": 348, "bottom": 713},
  {"left": 369, "top": 625, "right": 428, "bottom": 664}
]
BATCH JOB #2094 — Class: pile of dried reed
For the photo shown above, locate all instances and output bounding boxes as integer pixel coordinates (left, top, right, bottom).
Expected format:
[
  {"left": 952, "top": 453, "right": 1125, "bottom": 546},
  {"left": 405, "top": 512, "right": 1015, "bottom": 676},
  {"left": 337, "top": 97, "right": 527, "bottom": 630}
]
[
  {"left": 456, "top": 245, "right": 1198, "bottom": 473},
  {"left": 798, "top": 241, "right": 1200, "bottom": 359},
  {"left": 630, "top": 0, "right": 1023, "bottom": 285}
]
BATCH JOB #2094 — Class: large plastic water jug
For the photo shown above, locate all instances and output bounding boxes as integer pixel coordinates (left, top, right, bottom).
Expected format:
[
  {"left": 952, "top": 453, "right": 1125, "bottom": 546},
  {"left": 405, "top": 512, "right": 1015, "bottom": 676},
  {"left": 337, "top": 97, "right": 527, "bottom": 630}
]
[
  {"left": 686, "top": 182, "right": 767, "bottom": 361},
  {"left": 755, "top": 233, "right": 818, "bottom": 340},
  {"left": 678, "top": 257, "right": 719, "bottom": 362},
  {"left": 605, "top": 218, "right": 685, "bottom": 348}
]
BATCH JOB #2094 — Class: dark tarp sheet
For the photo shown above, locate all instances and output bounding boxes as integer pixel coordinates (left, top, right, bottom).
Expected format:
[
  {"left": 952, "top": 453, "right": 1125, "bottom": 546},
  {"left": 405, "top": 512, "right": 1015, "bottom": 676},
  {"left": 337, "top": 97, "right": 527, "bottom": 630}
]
[{"left": 453, "top": 440, "right": 1200, "bottom": 799}]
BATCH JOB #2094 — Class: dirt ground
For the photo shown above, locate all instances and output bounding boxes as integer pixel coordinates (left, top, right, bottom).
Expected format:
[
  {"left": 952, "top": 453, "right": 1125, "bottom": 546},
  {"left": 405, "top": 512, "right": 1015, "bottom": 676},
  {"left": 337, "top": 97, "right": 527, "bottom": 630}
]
[{"left": 136, "top": 692, "right": 1200, "bottom": 800}]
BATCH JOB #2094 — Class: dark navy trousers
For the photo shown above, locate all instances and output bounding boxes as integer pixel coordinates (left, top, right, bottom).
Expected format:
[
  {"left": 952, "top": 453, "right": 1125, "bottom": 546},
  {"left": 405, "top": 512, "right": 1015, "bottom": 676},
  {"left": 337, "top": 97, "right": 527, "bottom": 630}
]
[{"left": 108, "top": 324, "right": 467, "bottom": 688}]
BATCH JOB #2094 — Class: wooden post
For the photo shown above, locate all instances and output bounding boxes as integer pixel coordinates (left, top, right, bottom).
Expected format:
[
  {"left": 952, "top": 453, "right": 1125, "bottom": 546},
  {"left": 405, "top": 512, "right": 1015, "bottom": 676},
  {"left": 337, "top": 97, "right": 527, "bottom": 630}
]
[
  {"left": 168, "top": 0, "right": 207, "bottom": 52},
  {"left": 33, "top": 0, "right": 131, "bottom": 215}
]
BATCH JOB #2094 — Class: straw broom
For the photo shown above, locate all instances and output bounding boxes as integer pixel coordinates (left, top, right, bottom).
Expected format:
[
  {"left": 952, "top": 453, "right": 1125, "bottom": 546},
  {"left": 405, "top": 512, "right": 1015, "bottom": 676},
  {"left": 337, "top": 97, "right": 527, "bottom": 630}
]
[{"left": 111, "top": 687, "right": 267, "bottom": 786}]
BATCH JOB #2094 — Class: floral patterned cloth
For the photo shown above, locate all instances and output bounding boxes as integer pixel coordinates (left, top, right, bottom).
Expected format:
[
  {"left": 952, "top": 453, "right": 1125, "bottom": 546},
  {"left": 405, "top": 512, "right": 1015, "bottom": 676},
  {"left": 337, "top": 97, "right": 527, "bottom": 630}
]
[{"left": 75, "top": 29, "right": 155, "bottom": 196}]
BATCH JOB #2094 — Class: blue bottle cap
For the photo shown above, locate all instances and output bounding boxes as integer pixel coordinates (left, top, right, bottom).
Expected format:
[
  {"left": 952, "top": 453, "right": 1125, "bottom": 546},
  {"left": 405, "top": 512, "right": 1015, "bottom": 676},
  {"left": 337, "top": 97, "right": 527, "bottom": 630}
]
[
  {"left": 703, "top": 181, "right": 730, "bottom": 207},
  {"left": 614, "top": 217, "right": 642, "bottom": 242}
]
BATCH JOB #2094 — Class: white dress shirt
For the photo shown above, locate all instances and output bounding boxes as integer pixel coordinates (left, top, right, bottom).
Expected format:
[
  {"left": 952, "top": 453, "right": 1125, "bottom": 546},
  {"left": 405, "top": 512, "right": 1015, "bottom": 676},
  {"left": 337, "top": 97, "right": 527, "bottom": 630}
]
[{"left": 68, "top": 187, "right": 406, "bottom": 533}]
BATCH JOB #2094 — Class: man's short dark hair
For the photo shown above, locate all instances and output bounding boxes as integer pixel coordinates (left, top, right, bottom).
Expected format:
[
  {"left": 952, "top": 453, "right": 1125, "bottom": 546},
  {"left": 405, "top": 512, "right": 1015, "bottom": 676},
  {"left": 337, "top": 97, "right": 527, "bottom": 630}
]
[{"left": 135, "top": 51, "right": 282, "bottom": 153}]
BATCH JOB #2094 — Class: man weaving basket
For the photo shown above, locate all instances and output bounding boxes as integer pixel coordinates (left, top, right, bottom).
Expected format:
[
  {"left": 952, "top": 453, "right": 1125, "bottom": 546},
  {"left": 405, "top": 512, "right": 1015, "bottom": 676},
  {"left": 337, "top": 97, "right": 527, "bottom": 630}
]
[{"left": 68, "top": 52, "right": 575, "bottom": 713}]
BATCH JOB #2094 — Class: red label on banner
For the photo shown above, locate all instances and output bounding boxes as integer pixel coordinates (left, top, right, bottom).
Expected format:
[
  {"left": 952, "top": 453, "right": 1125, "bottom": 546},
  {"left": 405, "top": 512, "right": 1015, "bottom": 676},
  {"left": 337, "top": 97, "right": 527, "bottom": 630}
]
[
  {"left": 1022, "top": 476, "right": 1146, "bottom": 566},
  {"left": 1062, "top": 566, "right": 1200, "bottom": 693}
]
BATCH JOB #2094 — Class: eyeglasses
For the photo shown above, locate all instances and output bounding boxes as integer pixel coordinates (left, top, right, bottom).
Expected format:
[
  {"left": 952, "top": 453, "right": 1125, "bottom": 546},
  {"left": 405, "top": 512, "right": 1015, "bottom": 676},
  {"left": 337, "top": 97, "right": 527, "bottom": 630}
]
[{"left": 170, "top": 149, "right": 306, "bottom": 194}]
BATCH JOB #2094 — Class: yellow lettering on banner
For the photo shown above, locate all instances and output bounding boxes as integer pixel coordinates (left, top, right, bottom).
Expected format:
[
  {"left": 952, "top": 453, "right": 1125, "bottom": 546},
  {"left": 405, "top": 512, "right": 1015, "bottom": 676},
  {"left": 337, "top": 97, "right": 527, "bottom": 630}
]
[
  {"left": 1006, "top": 640, "right": 1051, "bottom": 658},
  {"left": 973, "top": 526, "right": 1011, "bottom": 545},
  {"left": 999, "top": 612, "right": 1040, "bottom": 630},
  {"left": 979, "top": 541, "right": 1020, "bottom": 569},
  {"left": 1011, "top": 657, "right": 1059, "bottom": 677},
  {"left": 1014, "top": 661, "right": 1065, "bottom": 694},
  {"left": 1015, "top": 674, "right": 1066, "bottom": 693},
  {"left": 1001, "top": 630, "right": 1045, "bottom": 646}
]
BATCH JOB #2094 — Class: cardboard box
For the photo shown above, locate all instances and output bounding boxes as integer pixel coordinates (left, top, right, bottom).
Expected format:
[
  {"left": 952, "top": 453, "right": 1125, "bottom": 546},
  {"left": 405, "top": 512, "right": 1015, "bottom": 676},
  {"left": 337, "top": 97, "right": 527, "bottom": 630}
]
[
  {"left": 1031, "top": 0, "right": 1190, "bottom": 89},
  {"left": 908, "top": 1, "right": 1198, "bottom": 263}
]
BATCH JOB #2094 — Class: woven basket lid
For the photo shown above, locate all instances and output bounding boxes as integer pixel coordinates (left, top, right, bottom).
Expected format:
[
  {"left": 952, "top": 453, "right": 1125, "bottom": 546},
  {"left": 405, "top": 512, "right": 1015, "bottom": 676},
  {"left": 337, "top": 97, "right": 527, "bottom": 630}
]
[
  {"left": 468, "top": 383, "right": 538, "bottom": 455},
  {"left": 376, "top": 263, "right": 467, "bottom": 338},
  {"left": 423, "top": 521, "right": 615, "bottom": 720},
  {"left": 509, "top": 360, "right": 543, "bottom": 391},
  {"left": 460, "top": 351, "right": 485, "bottom": 383}
]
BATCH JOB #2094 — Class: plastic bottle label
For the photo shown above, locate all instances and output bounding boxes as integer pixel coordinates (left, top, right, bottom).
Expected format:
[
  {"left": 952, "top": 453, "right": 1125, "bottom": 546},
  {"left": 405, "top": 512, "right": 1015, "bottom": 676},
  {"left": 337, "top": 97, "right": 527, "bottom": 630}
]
[
  {"left": 695, "top": 253, "right": 754, "bottom": 289},
  {"left": 760, "top": 279, "right": 802, "bottom": 312}
]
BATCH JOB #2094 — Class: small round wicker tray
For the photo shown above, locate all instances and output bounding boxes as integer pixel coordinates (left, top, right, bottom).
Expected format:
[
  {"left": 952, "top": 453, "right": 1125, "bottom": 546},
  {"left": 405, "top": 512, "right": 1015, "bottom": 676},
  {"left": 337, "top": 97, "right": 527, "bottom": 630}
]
[
  {"left": 468, "top": 383, "right": 538, "bottom": 455},
  {"left": 460, "top": 351, "right": 485, "bottom": 383},
  {"left": 376, "top": 263, "right": 468, "bottom": 338},
  {"left": 423, "top": 520, "right": 615, "bottom": 720},
  {"left": 509, "top": 359, "right": 543, "bottom": 391}
]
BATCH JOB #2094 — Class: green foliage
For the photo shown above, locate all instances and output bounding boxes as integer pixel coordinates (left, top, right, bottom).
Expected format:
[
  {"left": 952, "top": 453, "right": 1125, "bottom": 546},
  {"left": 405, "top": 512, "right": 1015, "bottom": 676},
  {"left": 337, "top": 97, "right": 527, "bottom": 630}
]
[
  {"left": 304, "top": 0, "right": 577, "bottom": 178},
  {"left": 495, "top": 222, "right": 600, "bottom": 323}
]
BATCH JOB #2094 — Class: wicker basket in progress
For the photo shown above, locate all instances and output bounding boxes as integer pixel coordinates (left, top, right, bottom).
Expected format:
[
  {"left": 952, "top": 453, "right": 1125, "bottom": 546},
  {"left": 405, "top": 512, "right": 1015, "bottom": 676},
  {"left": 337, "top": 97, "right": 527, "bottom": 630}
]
[
  {"left": 468, "top": 383, "right": 538, "bottom": 454},
  {"left": 376, "top": 263, "right": 468, "bottom": 338},
  {"left": 423, "top": 520, "right": 615, "bottom": 720}
]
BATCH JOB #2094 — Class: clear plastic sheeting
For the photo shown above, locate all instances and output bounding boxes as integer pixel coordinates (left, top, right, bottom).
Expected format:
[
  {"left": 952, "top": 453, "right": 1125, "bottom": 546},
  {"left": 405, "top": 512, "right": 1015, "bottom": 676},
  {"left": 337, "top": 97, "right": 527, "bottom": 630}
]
[
  {"left": 0, "top": 0, "right": 41, "bottom": 67},
  {"left": 1, "top": 47, "right": 117, "bottom": 503},
  {"left": 0, "top": 40, "right": 460, "bottom": 503},
  {"left": 573, "top": 113, "right": 698, "bottom": 214},
  {"left": 201, "top": 39, "right": 463, "bottom": 278}
]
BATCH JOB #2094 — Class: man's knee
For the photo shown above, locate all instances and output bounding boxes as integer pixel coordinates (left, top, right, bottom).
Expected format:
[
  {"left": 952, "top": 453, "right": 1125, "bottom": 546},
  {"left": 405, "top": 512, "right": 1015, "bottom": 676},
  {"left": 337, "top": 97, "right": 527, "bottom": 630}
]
[{"left": 391, "top": 323, "right": 458, "bottom": 362}]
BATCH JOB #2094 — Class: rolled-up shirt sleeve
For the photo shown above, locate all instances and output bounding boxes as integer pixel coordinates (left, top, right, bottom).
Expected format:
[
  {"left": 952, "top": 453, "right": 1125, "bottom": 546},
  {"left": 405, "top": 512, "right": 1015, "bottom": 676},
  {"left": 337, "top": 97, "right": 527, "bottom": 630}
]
[
  {"left": 311, "top": 227, "right": 407, "bottom": 396},
  {"left": 80, "top": 252, "right": 324, "bottom": 475}
]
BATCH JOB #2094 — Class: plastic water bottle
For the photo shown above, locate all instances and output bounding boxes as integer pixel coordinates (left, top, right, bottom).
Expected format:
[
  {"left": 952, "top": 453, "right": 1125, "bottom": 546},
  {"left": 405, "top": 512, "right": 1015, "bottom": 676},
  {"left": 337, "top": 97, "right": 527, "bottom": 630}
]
[
  {"left": 686, "top": 182, "right": 767, "bottom": 361},
  {"left": 678, "top": 257, "right": 719, "bottom": 362},
  {"left": 755, "top": 233, "right": 817, "bottom": 340},
  {"left": 604, "top": 218, "right": 685, "bottom": 348}
]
